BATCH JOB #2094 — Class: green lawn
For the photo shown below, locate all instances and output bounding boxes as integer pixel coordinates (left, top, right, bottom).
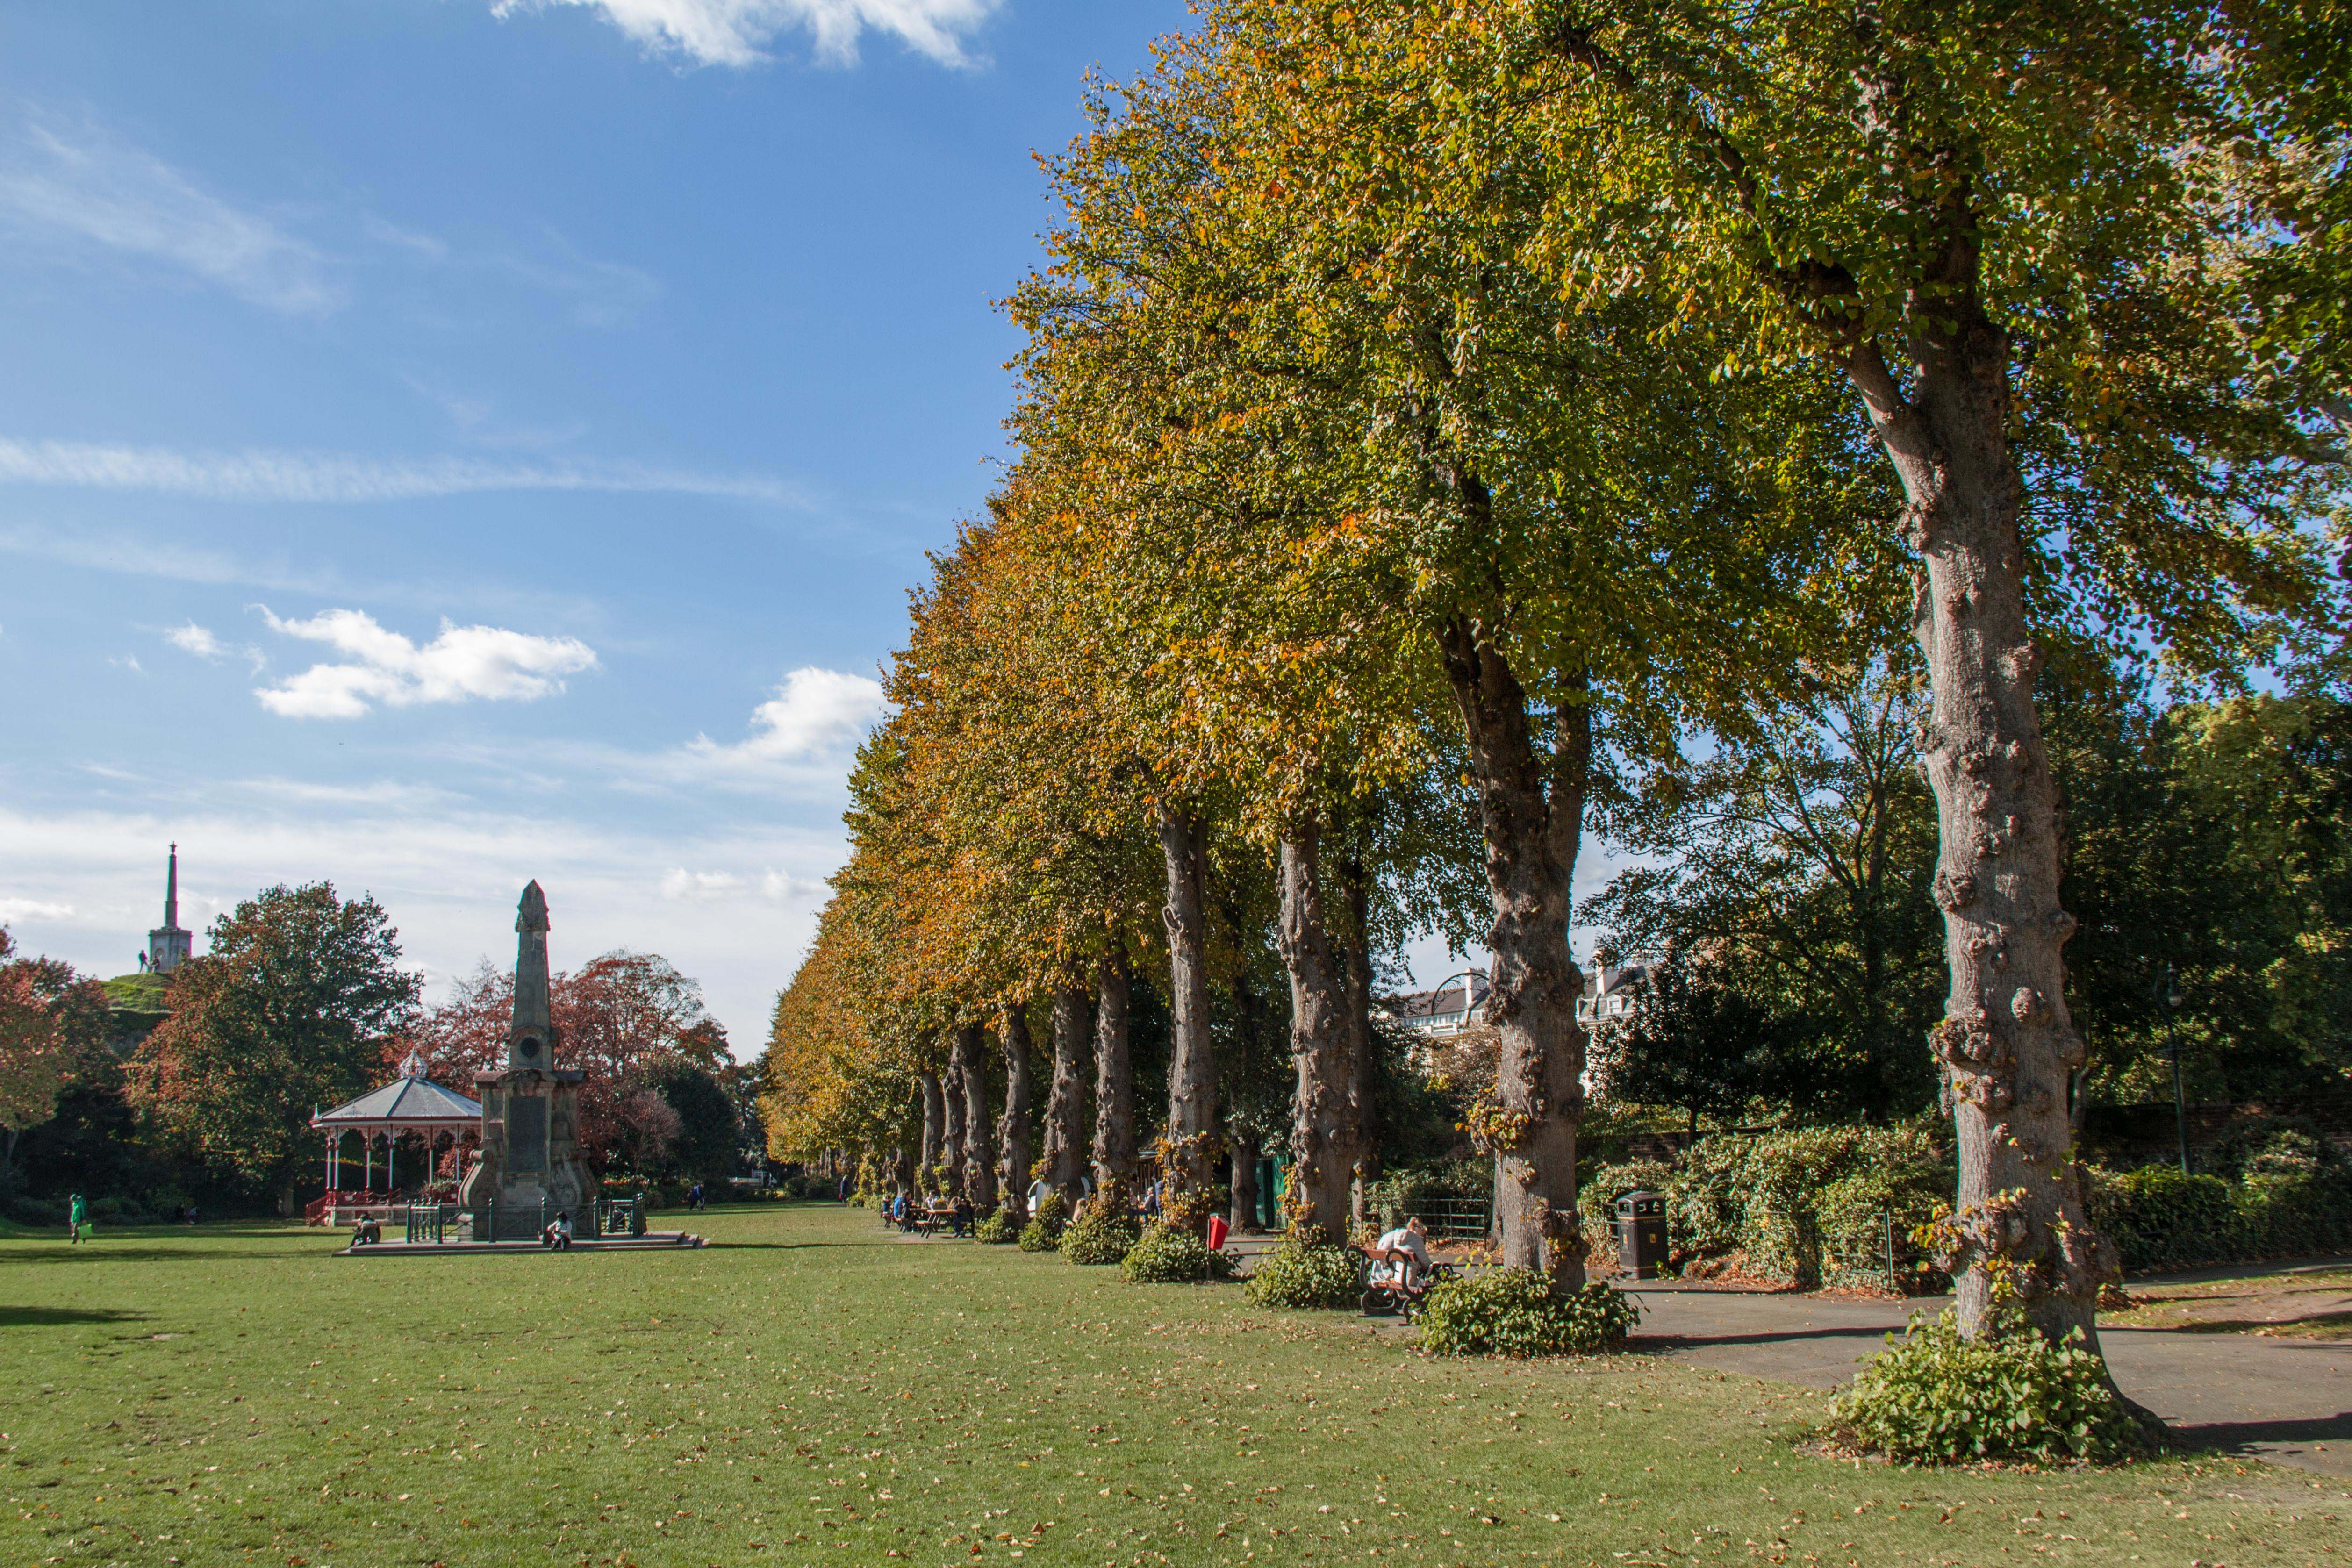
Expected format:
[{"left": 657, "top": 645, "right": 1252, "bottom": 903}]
[{"left": 1, "top": 1205, "right": 2343, "bottom": 1568}]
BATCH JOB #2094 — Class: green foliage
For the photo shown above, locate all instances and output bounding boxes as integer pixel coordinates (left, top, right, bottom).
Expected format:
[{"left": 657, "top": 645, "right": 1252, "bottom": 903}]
[
  {"left": 1827, "top": 1308, "right": 2138, "bottom": 1466},
  {"left": 639, "top": 1060, "right": 739, "bottom": 1183},
  {"left": 1018, "top": 1191, "right": 1069, "bottom": 1252},
  {"left": 973, "top": 1207, "right": 1019, "bottom": 1245},
  {"left": 2085, "top": 1155, "right": 2352, "bottom": 1272},
  {"left": 1415, "top": 1272, "right": 1639, "bottom": 1358},
  {"left": 1363, "top": 1154, "right": 1492, "bottom": 1231},
  {"left": 1058, "top": 1203, "right": 1139, "bottom": 1266},
  {"left": 1120, "top": 1221, "right": 1237, "bottom": 1283},
  {"left": 1241, "top": 1233, "right": 1358, "bottom": 1310},
  {"left": 1581, "top": 1124, "right": 1951, "bottom": 1291}
]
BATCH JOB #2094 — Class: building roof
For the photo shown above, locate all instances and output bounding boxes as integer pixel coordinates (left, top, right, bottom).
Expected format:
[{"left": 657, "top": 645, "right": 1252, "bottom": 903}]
[
  {"left": 312, "top": 1051, "right": 483, "bottom": 1128},
  {"left": 1380, "top": 973, "right": 1490, "bottom": 1033}
]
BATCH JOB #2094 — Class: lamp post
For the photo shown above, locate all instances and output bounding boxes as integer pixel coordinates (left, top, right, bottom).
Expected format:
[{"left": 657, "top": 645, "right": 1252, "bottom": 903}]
[{"left": 2158, "top": 964, "right": 2188, "bottom": 1174}]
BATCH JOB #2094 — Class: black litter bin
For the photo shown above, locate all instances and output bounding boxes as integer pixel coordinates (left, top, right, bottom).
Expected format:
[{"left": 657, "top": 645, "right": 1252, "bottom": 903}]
[{"left": 1615, "top": 1190, "right": 1667, "bottom": 1280}]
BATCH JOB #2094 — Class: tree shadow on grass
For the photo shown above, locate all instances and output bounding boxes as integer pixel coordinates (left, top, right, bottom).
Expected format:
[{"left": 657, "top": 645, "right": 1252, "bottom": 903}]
[
  {"left": 0, "top": 1247, "right": 303, "bottom": 1267},
  {"left": 2127, "top": 1310, "right": 2352, "bottom": 1340},
  {"left": 0, "top": 1306, "right": 152, "bottom": 1327}
]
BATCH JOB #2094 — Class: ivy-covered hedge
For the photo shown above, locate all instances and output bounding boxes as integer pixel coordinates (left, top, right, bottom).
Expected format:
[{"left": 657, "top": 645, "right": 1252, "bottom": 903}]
[
  {"left": 1580, "top": 1122, "right": 1952, "bottom": 1291},
  {"left": 2086, "top": 1128, "right": 2352, "bottom": 1271},
  {"left": 1415, "top": 1272, "right": 1639, "bottom": 1357},
  {"left": 1059, "top": 1203, "right": 1139, "bottom": 1266},
  {"left": 1826, "top": 1306, "right": 2138, "bottom": 1466},
  {"left": 1121, "top": 1223, "right": 1237, "bottom": 1284},
  {"left": 973, "top": 1207, "right": 1019, "bottom": 1245},
  {"left": 1241, "top": 1233, "right": 1359, "bottom": 1310},
  {"left": 1018, "top": 1193, "right": 1069, "bottom": 1253}
]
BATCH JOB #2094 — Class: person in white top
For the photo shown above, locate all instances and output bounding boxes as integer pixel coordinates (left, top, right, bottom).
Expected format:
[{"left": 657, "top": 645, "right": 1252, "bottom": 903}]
[{"left": 1369, "top": 1216, "right": 1431, "bottom": 1289}]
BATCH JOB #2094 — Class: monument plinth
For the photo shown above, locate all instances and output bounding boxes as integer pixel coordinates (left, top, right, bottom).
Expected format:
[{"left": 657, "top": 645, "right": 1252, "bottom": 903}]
[{"left": 461, "top": 881, "right": 595, "bottom": 1239}]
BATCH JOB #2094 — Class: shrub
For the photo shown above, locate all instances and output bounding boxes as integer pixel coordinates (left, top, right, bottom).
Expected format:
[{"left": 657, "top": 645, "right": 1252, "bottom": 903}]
[
  {"left": 2084, "top": 1158, "right": 2352, "bottom": 1270},
  {"left": 1059, "top": 1204, "right": 1139, "bottom": 1266},
  {"left": 1018, "top": 1193, "right": 1069, "bottom": 1253},
  {"left": 973, "top": 1207, "right": 1018, "bottom": 1245},
  {"left": 1241, "top": 1233, "right": 1359, "bottom": 1310},
  {"left": 1122, "top": 1222, "right": 1238, "bottom": 1284},
  {"left": 1826, "top": 1306, "right": 2138, "bottom": 1465},
  {"left": 1415, "top": 1271, "right": 1639, "bottom": 1357}
]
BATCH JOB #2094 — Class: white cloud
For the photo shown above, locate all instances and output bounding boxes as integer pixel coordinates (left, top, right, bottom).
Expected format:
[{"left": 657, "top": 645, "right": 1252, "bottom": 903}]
[
  {"left": 0, "top": 896, "right": 78, "bottom": 926},
  {"left": 492, "top": 0, "right": 998, "bottom": 68},
  {"left": 681, "top": 666, "right": 886, "bottom": 771},
  {"left": 660, "top": 867, "right": 744, "bottom": 901},
  {"left": 165, "top": 621, "right": 226, "bottom": 659},
  {"left": 0, "top": 117, "right": 336, "bottom": 314},
  {"left": 0, "top": 437, "right": 810, "bottom": 507},
  {"left": 255, "top": 607, "right": 598, "bottom": 719},
  {"left": 760, "top": 868, "right": 825, "bottom": 902}
]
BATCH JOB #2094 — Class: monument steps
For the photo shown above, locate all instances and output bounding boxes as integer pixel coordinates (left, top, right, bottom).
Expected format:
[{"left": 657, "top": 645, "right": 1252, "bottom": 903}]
[{"left": 338, "top": 1231, "right": 707, "bottom": 1256}]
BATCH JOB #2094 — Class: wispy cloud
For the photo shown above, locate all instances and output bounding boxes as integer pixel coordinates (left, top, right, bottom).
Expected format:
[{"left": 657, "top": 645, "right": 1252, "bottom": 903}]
[
  {"left": 0, "top": 896, "right": 78, "bottom": 927},
  {"left": 493, "top": 0, "right": 998, "bottom": 68},
  {"left": 164, "top": 622, "right": 226, "bottom": 659},
  {"left": 0, "top": 116, "right": 337, "bottom": 314},
  {"left": 255, "top": 607, "right": 598, "bottom": 719},
  {"left": 0, "top": 437, "right": 810, "bottom": 506},
  {"left": 677, "top": 666, "right": 887, "bottom": 773}
]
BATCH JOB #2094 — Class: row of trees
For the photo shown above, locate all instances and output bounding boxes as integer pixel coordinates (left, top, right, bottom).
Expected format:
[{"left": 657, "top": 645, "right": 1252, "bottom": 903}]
[
  {"left": 761, "top": 0, "right": 2348, "bottom": 1351},
  {"left": 0, "top": 885, "right": 755, "bottom": 1217}
]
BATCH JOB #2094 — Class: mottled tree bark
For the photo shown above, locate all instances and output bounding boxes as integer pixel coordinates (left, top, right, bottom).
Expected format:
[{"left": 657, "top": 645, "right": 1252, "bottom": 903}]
[
  {"left": 1341, "top": 848, "right": 1378, "bottom": 1231},
  {"left": 1277, "top": 819, "right": 1358, "bottom": 1240},
  {"left": 953, "top": 1023, "right": 995, "bottom": 1213},
  {"left": 1042, "top": 986, "right": 1092, "bottom": 1209},
  {"left": 995, "top": 1004, "right": 1035, "bottom": 1222},
  {"left": 918, "top": 1070, "right": 946, "bottom": 1197},
  {"left": 1850, "top": 306, "right": 2109, "bottom": 1346},
  {"left": 1439, "top": 613, "right": 1591, "bottom": 1294},
  {"left": 1228, "top": 1128, "right": 1261, "bottom": 1232},
  {"left": 1091, "top": 959, "right": 1135, "bottom": 1194},
  {"left": 892, "top": 1142, "right": 915, "bottom": 1203},
  {"left": 1158, "top": 803, "right": 1218, "bottom": 1224},
  {"left": 941, "top": 1051, "right": 967, "bottom": 1200}
]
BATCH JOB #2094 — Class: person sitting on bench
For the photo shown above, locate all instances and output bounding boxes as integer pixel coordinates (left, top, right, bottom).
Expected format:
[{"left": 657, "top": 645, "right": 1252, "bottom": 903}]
[
  {"left": 1367, "top": 1217, "right": 1431, "bottom": 1296},
  {"left": 351, "top": 1215, "right": 382, "bottom": 1246},
  {"left": 541, "top": 1210, "right": 573, "bottom": 1251}
]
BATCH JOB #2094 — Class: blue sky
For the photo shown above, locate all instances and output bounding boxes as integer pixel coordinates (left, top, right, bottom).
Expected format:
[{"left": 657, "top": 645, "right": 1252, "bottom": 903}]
[{"left": 0, "top": 0, "right": 1197, "bottom": 1048}]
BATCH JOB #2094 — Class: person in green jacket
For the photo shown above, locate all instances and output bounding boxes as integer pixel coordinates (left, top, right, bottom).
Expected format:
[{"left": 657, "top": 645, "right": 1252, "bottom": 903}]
[{"left": 67, "top": 1193, "right": 89, "bottom": 1244}]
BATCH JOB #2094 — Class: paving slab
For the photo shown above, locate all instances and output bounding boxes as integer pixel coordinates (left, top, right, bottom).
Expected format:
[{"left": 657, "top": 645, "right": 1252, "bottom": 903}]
[{"left": 1622, "top": 1282, "right": 2352, "bottom": 1480}]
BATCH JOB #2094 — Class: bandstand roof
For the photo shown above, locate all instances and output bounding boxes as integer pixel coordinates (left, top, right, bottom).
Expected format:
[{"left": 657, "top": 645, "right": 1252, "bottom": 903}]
[{"left": 312, "top": 1051, "right": 482, "bottom": 1129}]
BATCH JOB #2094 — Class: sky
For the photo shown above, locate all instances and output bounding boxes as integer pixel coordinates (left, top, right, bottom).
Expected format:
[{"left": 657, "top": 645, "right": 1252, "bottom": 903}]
[{"left": 0, "top": 0, "right": 1205, "bottom": 1051}]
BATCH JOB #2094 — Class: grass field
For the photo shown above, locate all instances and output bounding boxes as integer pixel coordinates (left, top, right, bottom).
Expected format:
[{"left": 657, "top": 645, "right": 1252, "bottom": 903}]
[
  {"left": 1, "top": 1203, "right": 2344, "bottom": 1568},
  {"left": 2103, "top": 1264, "right": 2352, "bottom": 1341}
]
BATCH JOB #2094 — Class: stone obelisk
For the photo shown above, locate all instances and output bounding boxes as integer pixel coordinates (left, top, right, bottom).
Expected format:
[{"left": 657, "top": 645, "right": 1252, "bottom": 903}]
[{"left": 461, "top": 881, "right": 595, "bottom": 1238}]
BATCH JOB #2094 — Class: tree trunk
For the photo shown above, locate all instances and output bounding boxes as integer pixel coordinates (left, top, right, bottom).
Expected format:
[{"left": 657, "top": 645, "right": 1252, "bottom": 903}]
[
  {"left": 995, "top": 1003, "right": 1035, "bottom": 1223},
  {"left": 953, "top": 1024, "right": 994, "bottom": 1213},
  {"left": 1277, "top": 819, "right": 1358, "bottom": 1241},
  {"left": 1158, "top": 802, "right": 1218, "bottom": 1226},
  {"left": 1091, "top": 959, "right": 1135, "bottom": 1196},
  {"left": 940, "top": 1059, "right": 967, "bottom": 1198},
  {"left": 1042, "top": 985, "right": 1092, "bottom": 1209},
  {"left": 918, "top": 1071, "right": 946, "bottom": 1196},
  {"left": 1847, "top": 302, "right": 2108, "bottom": 1346},
  {"left": 1229, "top": 1128, "right": 1261, "bottom": 1232},
  {"left": 892, "top": 1141, "right": 915, "bottom": 1202},
  {"left": 1340, "top": 848, "right": 1378, "bottom": 1232},
  {"left": 1438, "top": 615, "right": 1591, "bottom": 1294}
]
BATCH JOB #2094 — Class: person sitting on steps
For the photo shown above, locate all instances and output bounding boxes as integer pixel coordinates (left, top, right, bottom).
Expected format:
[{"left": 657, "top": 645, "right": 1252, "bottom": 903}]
[{"left": 541, "top": 1210, "right": 573, "bottom": 1251}]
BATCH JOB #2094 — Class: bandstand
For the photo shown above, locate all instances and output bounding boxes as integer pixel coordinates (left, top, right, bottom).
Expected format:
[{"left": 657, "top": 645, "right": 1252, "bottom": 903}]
[{"left": 307, "top": 1051, "right": 483, "bottom": 1226}]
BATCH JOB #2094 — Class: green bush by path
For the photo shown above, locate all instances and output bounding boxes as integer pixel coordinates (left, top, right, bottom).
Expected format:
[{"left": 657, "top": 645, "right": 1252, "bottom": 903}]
[
  {"left": 1415, "top": 1271, "right": 1639, "bottom": 1357},
  {"left": 973, "top": 1207, "right": 1018, "bottom": 1244},
  {"left": 1827, "top": 1306, "right": 2140, "bottom": 1466},
  {"left": 1241, "top": 1232, "right": 1357, "bottom": 1309},
  {"left": 0, "top": 1206, "right": 2331, "bottom": 1567},
  {"left": 1057, "top": 1203, "right": 1137, "bottom": 1265},
  {"left": 1120, "top": 1222, "right": 1236, "bottom": 1284}
]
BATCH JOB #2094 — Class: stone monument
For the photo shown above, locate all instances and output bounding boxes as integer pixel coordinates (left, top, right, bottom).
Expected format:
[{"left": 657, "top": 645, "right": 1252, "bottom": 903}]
[
  {"left": 461, "top": 881, "right": 595, "bottom": 1239},
  {"left": 145, "top": 844, "right": 195, "bottom": 975}
]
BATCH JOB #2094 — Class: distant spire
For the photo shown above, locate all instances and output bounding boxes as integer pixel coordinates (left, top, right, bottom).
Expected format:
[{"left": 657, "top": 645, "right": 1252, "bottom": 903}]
[{"left": 165, "top": 844, "right": 179, "bottom": 929}]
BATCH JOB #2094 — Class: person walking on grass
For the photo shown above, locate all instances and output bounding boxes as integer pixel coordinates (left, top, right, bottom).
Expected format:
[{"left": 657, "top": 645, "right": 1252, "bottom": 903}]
[{"left": 68, "top": 1192, "right": 89, "bottom": 1244}]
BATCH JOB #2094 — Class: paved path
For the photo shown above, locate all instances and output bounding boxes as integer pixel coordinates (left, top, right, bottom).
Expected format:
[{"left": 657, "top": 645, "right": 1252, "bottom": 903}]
[{"left": 1621, "top": 1282, "right": 2352, "bottom": 1480}]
